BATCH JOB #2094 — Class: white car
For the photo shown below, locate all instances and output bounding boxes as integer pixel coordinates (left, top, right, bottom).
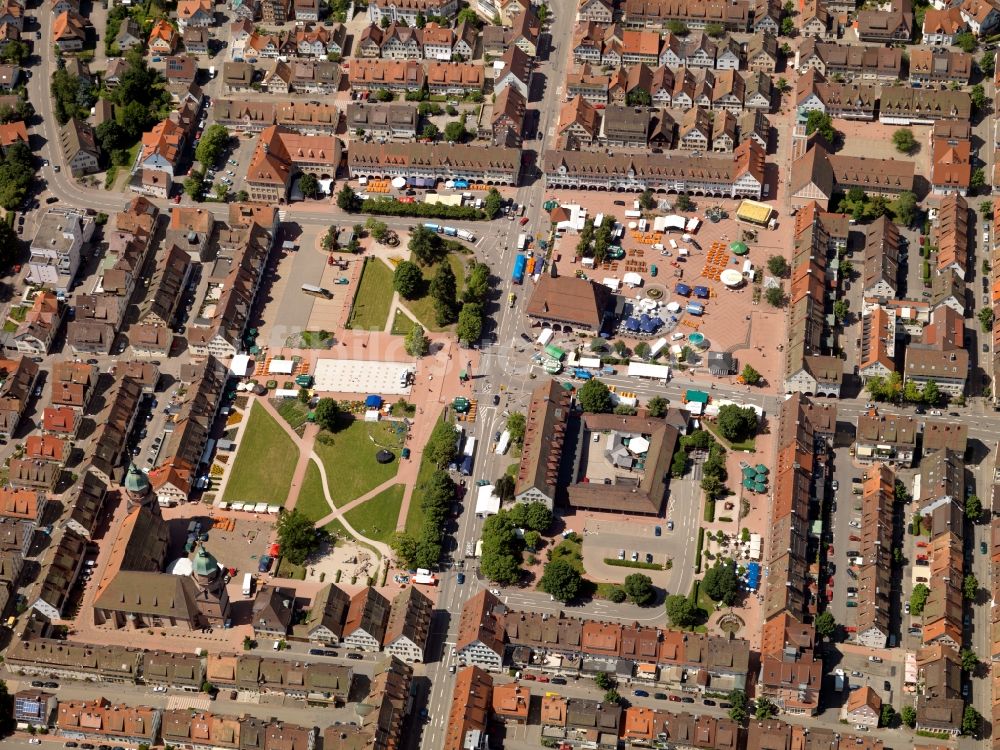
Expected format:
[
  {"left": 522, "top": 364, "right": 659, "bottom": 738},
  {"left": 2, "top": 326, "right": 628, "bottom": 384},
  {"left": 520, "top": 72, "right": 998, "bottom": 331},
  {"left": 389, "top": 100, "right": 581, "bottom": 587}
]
[{"left": 849, "top": 520, "right": 861, "bottom": 528}]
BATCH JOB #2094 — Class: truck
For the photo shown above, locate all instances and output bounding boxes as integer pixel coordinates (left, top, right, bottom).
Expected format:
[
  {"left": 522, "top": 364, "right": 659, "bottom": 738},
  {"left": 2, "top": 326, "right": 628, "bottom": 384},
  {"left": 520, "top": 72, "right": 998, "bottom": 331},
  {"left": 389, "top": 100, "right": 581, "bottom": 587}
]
[
  {"left": 526, "top": 256, "right": 536, "bottom": 276},
  {"left": 423, "top": 223, "right": 440, "bottom": 233},
  {"left": 517, "top": 233, "right": 528, "bottom": 251},
  {"left": 573, "top": 368, "right": 593, "bottom": 380},
  {"left": 242, "top": 573, "right": 254, "bottom": 597},
  {"left": 413, "top": 574, "right": 438, "bottom": 585},
  {"left": 209, "top": 65, "right": 216, "bottom": 78},
  {"left": 294, "top": 374, "right": 313, "bottom": 387},
  {"left": 463, "top": 436, "right": 477, "bottom": 458},
  {"left": 512, "top": 254, "right": 527, "bottom": 284},
  {"left": 457, "top": 229, "right": 476, "bottom": 242},
  {"left": 443, "top": 226, "right": 458, "bottom": 237},
  {"left": 460, "top": 454, "right": 474, "bottom": 475}
]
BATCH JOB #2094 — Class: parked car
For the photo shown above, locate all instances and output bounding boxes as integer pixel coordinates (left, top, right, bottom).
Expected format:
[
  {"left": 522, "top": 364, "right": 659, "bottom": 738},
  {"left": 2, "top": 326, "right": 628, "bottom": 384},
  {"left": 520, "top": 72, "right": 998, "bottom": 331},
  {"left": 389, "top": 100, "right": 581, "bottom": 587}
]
[
  {"left": 634, "top": 690, "right": 649, "bottom": 697},
  {"left": 551, "top": 677, "right": 567, "bottom": 685}
]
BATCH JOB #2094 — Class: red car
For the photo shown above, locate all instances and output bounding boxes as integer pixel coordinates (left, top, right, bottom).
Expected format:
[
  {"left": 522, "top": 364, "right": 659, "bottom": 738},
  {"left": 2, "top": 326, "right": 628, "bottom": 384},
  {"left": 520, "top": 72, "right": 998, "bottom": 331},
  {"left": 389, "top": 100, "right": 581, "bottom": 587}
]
[
  {"left": 520, "top": 217, "right": 529, "bottom": 225},
  {"left": 536, "top": 675, "right": 550, "bottom": 683},
  {"left": 522, "top": 674, "right": 536, "bottom": 681}
]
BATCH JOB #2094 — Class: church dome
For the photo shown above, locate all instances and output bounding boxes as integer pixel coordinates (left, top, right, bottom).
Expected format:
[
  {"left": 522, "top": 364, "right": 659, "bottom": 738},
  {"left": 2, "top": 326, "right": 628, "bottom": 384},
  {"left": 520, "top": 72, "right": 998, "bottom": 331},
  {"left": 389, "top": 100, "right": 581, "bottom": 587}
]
[
  {"left": 193, "top": 546, "right": 220, "bottom": 578},
  {"left": 124, "top": 463, "right": 150, "bottom": 496}
]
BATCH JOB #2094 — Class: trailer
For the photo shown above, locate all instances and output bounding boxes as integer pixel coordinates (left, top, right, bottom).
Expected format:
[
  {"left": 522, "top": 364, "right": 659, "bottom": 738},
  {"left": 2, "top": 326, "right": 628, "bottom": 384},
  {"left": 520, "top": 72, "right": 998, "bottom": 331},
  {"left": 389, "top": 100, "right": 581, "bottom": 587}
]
[
  {"left": 460, "top": 454, "right": 474, "bottom": 475},
  {"left": 512, "top": 254, "right": 526, "bottom": 284},
  {"left": 443, "top": 226, "right": 458, "bottom": 237},
  {"left": 242, "top": 573, "right": 253, "bottom": 597},
  {"left": 463, "top": 436, "right": 477, "bottom": 458},
  {"left": 675, "top": 283, "right": 691, "bottom": 297},
  {"left": 686, "top": 302, "right": 704, "bottom": 316},
  {"left": 537, "top": 328, "right": 554, "bottom": 346},
  {"left": 649, "top": 337, "right": 668, "bottom": 358},
  {"left": 693, "top": 286, "right": 709, "bottom": 299},
  {"left": 423, "top": 223, "right": 440, "bottom": 233},
  {"left": 624, "top": 210, "right": 642, "bottom": 219},
  {"left": 517, "top": 233, "right": 528, "bottom": 251},
  {"left": 495, "top": 430, "right": 511, "bottom": 455},
  {"left": 526, "top": 256, "right": 536, "bottom": 276},
  {"left": 457, "top": 229, "right": 476, "bottom": 242}
]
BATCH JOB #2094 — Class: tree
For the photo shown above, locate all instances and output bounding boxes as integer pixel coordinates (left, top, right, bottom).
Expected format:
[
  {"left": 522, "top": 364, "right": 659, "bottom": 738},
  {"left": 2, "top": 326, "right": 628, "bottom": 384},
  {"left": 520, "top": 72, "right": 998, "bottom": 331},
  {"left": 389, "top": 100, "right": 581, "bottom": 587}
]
[
  {"left": 639, "top": 188, "right": 655, "bottom": 210},
  {"left": 982, "top": 50, "right": 996, "bottom": 77},
  {"left": 608, "top": 586, "right": 627, "bottom": 603},
  {"left": 979, "top": 306, "right": 995, "bottom": 332},
  {"left": 390, "top": 532, "right": 420, "bottom": 568},
  {"left": 880, "top": 705, "right": 897, "bottom": 728},
  {"left": 962, "top": 706, "right": 982, "bottom": 736},
  {"left": 675, "top": 194, "right": 693, "bottom": 212},
  {"left": 956, "top": 31, "right": 977, "bottom": 53},
  {"left": 805, "top": 110, "right": 836, "bottom": 142},
  {"left": 702, "top": 561, "right": 739, "bottom": 605},
  {"left": 393, "top": 261, "right": 422, "bottom": 299},
  {"left": 430, "top": 262, "right": 458, "bottom": 326},
  {"left": 775, "top": 77, "right": 790, "bottom": 93},
  {"left": 716, "top": 404, "right": 758, "bottom": 443},
  {"left": 409, "top": 225, "right": 443, "bottom": 264},
  {"left": 966, "top": 494, "right": 983, "bottom": 522},
  {"left": 523, "top": 530, "right": 541, "bottom": 551},
  {"left": 740, "top": 364, "right": 762, "bottom": 386},
  {"left": 297, "top": 387, "right": 310, "bottom": 404},
  {"left": 456, "top": 7, "right": 482, "bottom": 26},
  {"left": 964, "top": 573, "right": 979, "bottom": 600},
  {"left": 594, "top": 672, "right": 613, "bottom": 690},
  {"left": 483, "top": 188, "right": 502, "bottom": 219},
  {"left": 337, "top": 184, "right": 359, "bottom": 211},
  {"left": 892, "top": 128, "right": 917, "bottom": 154},
  {"left": 766, "top": 254, "right": 789, "bottom": 277},
  {"left": 404, "top": 324, "right": 430, "bottom": 357},
  {"left": 894, "top": 479, "right": 910, "bottom": 504},
  {"left": 443, "top": 117, "right": 469, "bottom": 143},
  {"left": 814, "top": 611, "right": 836, "bottom": 640},
  {"left": 833, "top": 299, "right": 849, "bottom": 323},
  {"left": 764, "top": 286, "right": 787, "bottom": 307},
  {"left": 665, "top": 594, "right": 699, "bottom": 627},
  {"left": 604, "top": 690, "right": 621, "bottom": 705},
  {"left": 625, "top": 88, "right": 652, "bottom": 106},
  {"left": 539, "top": 558, "right": 582, "bottom": 601},
  {"left": 237, "top": 190, "right": 249, "bottom": 202},
  {"left": 421, "top": 122, "right": 439, "bottom": 140},
  {"left": 195, "top": 124, "right": 230, "bottom": 167},
  {"left": 634, "top": 341, "right": 651, "bottom": 359},
  {"left": 780, "top": 15, "right": 794, "bottom": 34},
  {"left": 456, "top": 303, "right": 483, "bottom": 344},
  {"left": 754, "top": 698, "right": 777, "bottom": 720},
  {"left": 0, "top": 220, "right": 17, "bottom": 272},
  {"left": 647, "top": 395, "right": 669, "bottom": 417},
  {"left": 921, "top": 379, "right": 940, "bottom": 406},
  {"left": 972, "top": 168, "right": 986, "bottom": 190},
  {"left": 523, "top": 502, "right": 552, "bottom": 531},
  {"left": 184, "top": 170, "right": 206, "bottom": 201},
  {"left": 313, "top": 398, "right": 340, "bottom": 431},
  {"left": 299, "top": 173, "right": 320, "bottom": 199},
  {"left": 623, "top": 573, "right": 655, "bottom": 606},
  {"left": 578, "top": 379, "right": 613, "bottom": 413},
  {"left": 507, "top": 412, "right": 526, "bottom": 443},
  {"left": 426, "top": 419, "right": 459, "bottom": 468},
  {"left": 971, "top": 83, "right": 988, "bottom": 112},
  {"left": 666, "top": 19, "right": 688, "bottom": 34},
  {"left": 215, "top": 183, "right": 229, "bottom": 202},
  {"left": 727, "top": 690, "right": 749, "bottom": 724},
  {"left": 900, "top": 705, "right": 916, "bottom": 728},
  {"left": 961, "top": 648, "right": 980, "bottom": 672},
  {"left": 705, "top": 21, "right": 725, "bottom": 37},
  {"left": 276, "top": 508, "right": 319, "bottom": 565},
  {"left": 494, "top": 474, "right": 515, "bottom": 503},
  {"left": 910, "top": 583, "right": 930, "bottom": 615},
  {"left": 464, "top": 263, "right": 490, "bottom": 303}
]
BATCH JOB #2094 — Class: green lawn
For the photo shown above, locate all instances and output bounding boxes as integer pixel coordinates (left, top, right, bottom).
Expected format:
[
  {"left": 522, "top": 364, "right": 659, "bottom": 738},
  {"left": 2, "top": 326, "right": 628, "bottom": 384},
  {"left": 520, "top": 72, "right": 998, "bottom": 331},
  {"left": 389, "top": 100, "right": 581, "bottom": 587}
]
[
  {"left": 295, "top": 460, "right": 330, "bottom": 523},
  {"left": 324, "top": 517, "right": 382, "bottom": 558},
  {"left": 343, "top": 483, "right": 404, "bottom": 544},
  {"left": 703, "top": 421, "right": 757, "bottom": 452},
  {"left": 390, "top": 309, "right": 416, "bottom": 336},
  {"left": 313, "top": 416, "right": 403, "bottom": 507},
  {"left": 403, "top": 252, "right": 468, "bottom": 332},
  {"left": 274, "top": 398, "right": 310, "bottom": 433},
  {"left": 222, "top": 402, "right": 299, "bottom": 505},
  {"left": 347, "top": 257, "right": 394, "bottom": 331}
]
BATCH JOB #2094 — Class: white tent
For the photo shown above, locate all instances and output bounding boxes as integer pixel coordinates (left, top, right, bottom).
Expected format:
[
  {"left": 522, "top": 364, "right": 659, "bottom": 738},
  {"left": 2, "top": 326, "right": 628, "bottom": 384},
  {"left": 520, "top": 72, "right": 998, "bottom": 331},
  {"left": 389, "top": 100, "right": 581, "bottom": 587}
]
[
  {"left": 268, "top": 359, "right": 295, "bottom": 375},
  {"left": 475, "top": 484, "right": 500, "bottom": 517},
  {"left": 666, "top": 301, "right": 681, "bottom": 312},
  {"left": 653, "top": 215, "right": 686, "bottom": 232},
  {"left": 603, "top": 277, "right": 620, "bottom": 291},
  {"left": 628, "top": 362, "right": 671, "bottom": 380},
  {"left": 231, "top": 354, "right": 252, "bottom": 378},
  {"left": 629, "top": 436, "right": 650, "bottom": 454},
  {"left": 391, "top": 176, "right": 407, "bottom": 189},
  {"left": 623, "top": 272, "right": 643, "bottom": 287}
]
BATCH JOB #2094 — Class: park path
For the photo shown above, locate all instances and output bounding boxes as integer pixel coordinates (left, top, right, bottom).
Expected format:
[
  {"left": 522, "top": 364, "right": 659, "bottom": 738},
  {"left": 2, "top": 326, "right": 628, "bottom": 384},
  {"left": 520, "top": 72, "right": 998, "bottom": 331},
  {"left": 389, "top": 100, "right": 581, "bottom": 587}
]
[
  {"left": 254, "top": 396, "right": 319, "bottom": 512},
  {"left": 310, "top": 455, "right": 393, "bottom": 559}
]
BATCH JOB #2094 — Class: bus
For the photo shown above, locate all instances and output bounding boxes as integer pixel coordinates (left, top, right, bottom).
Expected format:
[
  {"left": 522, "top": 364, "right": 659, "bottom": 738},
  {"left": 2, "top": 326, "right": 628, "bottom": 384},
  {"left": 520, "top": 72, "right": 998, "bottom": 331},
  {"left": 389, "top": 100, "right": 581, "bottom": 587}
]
[{"left": 301, "top": 284, "right": 333, "bottom": 299}]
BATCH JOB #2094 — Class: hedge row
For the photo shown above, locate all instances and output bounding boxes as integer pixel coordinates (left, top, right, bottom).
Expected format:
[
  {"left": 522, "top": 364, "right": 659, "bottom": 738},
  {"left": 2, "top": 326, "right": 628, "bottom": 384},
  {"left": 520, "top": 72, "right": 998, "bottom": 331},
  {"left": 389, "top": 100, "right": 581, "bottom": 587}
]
[
  {"left": 603, "top": 558, "right": 664, "bottom": 571},
  {"left": 360, "top": 198, "right": 486, "bottom": 221}
]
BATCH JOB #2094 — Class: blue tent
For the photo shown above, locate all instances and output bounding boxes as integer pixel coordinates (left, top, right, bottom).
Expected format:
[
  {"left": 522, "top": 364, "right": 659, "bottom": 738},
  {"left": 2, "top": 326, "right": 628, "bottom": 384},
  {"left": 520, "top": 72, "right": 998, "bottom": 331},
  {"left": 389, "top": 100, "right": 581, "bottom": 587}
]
[
  {"left": 365, "top": 395, "right": 383, "bottom": 408},
  {"left": 746, "top": 562, "right": 761, "bottom": 590},
  {"left": 639, "top": 314, "right": 660, "bottom": 333},
  {"left": 454, "top": 180, "right": 469, "bottom": 189},
  {"left": 625, "top": 318, "right": 640, "bottom": 332}
]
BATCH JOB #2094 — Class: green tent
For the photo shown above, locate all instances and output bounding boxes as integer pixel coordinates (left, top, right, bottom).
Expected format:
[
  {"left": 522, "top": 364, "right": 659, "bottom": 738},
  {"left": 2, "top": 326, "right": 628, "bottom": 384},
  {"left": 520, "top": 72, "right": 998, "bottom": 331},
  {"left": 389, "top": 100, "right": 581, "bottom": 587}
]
[
  {"left": 544, "top": 200, "right": 558, "bottom": 211},
  {"left": 756, "top": 473, "right": 768, "bottom": 483},
  {"left": 561, "top": 382, "right": 575, "bottom": 392},
  {"left": 742, "top": 467, "right": 757, "bottom": 479},
  {"left": 730, "top": 241, "right": 749, "bottom": 255},
  {"left": 755, "top": 464, "right": 769, "bottom": 474},
  {"left": 544, "top": 344, "right": 565, "bottom": 361},
  {"left": 743, "top": 478, "right": 755, "bottom": 490},
  {"left": 754, "top": 482, "right": 767, "bottom": 493},
  {"left": 453, "top": 397, "right": 470, "bottom": 413}
]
